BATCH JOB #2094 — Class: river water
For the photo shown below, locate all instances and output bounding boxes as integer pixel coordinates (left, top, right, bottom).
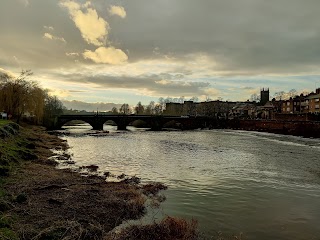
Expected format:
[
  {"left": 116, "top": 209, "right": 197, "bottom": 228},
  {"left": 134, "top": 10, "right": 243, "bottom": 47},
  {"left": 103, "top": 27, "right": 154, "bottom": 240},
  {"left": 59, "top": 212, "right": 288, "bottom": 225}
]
[{"left": 60, "top": 124, "right": 320, "bottom": 239}]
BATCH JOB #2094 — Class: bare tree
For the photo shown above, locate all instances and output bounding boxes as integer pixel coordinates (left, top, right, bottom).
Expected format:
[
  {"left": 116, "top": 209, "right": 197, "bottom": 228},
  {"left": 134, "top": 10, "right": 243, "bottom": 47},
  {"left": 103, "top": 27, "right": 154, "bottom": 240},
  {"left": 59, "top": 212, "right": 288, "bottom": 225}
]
[
  {"left": 178, "top": 96, "right": 185, "bottom": 103},
  {"left": 158, "top": 97, "right": 166, "bottom": 113},
  {"left": 119, "top": 103, "right": 131, "bottom": 115},
  {"left": 43, "top": 94, "right": 64, "bottom": 127},
  {"left": 189, "top": 96, "right": 199, "bottom": 102},
  {"left": 273, "top": 91, "right": 286, "bottom": 100},
  {"left": 0, "top": 70, "right": 41, "bottom": 123},
  {"left": 111, "top": 107, "right": 118, "bottom": 114},
  {"left": 288, "top": 89, "right": 298, "bottom": 98},
  {"left": 134, "top": 101, "right": 144, "bottom": 115},
  {"left": 250, "top": 93, "right": 260, "bottom": 102},
  {"left": 154, "top": 104, "right": 163, "bottom": 115},
  {"left": 145, "top": 101, "right": 155, "bottom": 115}
]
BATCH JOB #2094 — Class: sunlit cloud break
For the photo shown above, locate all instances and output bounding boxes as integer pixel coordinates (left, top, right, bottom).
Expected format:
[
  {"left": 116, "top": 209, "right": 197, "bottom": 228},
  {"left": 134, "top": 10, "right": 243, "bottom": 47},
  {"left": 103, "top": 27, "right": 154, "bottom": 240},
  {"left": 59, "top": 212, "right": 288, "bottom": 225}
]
[
  {"left": 43, "top": 33, "right": 66, "bottom": 43},
  {"left": 83, "top": 47, "right": 128, "bottom": 65},
  {"left": 59, "top": 0, "right": 109, "bottom": 46},
  {"left": 109, "top": 5, "right": 126, "bottom": 18},
  {"left": 66, "top": 52, "right": 80, "bottom": 57}
]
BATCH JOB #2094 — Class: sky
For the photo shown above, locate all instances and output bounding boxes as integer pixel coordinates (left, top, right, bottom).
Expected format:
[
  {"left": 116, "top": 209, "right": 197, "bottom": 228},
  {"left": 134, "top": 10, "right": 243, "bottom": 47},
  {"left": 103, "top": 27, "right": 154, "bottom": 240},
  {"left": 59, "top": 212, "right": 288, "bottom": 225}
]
[{"left": 1, "top": 0, "right": 320, "bottom": 109}]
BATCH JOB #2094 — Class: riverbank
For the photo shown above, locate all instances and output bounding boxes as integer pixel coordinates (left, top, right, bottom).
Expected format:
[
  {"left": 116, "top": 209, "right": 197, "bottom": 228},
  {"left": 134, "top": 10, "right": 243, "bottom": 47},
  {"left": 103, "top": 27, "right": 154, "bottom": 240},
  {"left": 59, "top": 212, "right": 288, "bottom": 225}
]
[
  {"left": 0, "top": 122, "right": 198, "bottom": 239},
  {"left": 228, "top": 119, "right": 320, "bottom": 138}
]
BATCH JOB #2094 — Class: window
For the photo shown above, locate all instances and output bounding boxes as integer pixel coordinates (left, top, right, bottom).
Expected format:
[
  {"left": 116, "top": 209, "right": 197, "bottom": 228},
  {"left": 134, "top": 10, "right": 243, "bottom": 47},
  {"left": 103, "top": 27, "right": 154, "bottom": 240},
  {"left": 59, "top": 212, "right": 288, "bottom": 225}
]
[
  {"left": 316, "top": 105, "right": 319, "bottom": 109},
  {"left": 283, "top": 108, "right": 286, "bottom": 112},
  {"left": 315, "top": 98, "right": 320, "bottom": 102},
  {"left": 287, "top": 102, "right": 290, "bottom": 106},
  {"left": 287, "top": 107, "right": 290, "bottom": 111}
]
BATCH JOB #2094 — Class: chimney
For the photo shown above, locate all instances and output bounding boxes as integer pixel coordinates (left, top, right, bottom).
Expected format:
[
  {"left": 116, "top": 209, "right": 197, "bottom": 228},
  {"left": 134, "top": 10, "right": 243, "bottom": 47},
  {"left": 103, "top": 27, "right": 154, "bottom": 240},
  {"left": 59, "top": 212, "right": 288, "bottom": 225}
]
[{"left": 316, "top": 88, "right": 320, "bottom": 94}]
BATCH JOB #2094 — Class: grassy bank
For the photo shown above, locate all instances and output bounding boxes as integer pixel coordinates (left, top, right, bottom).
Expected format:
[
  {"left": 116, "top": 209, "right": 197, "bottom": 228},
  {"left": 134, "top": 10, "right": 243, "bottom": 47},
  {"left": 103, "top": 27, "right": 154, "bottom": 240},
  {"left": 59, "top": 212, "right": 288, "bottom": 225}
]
[
  {"left": 0, "top": 122, "right": 199, "bottom": 239},
  {"left": 0, "top": 120, "right": 38, "bottom": 239}
]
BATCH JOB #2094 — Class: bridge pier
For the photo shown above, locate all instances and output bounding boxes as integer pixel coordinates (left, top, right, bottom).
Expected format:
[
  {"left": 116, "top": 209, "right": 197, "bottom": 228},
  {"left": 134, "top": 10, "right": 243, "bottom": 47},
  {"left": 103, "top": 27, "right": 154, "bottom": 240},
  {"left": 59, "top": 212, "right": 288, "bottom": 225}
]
[
  {"left": 92, "top": 122, "right": 104, "bottom": 131},
  {"left": 117, "top": 118, "right": 127, "bottom": 130},
  {"left": 150, "top": 118, "right": 163, "bottom": 131},
  {"left": 117, "top": 124, "right": 127, "bottom": 130}
]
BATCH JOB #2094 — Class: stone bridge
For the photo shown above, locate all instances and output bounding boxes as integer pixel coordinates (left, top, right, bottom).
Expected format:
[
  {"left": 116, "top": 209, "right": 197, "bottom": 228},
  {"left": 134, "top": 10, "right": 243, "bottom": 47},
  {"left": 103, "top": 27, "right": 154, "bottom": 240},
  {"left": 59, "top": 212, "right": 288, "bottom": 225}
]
[{"left": 55, "top": 114, "right": 219, "bottom": 130}]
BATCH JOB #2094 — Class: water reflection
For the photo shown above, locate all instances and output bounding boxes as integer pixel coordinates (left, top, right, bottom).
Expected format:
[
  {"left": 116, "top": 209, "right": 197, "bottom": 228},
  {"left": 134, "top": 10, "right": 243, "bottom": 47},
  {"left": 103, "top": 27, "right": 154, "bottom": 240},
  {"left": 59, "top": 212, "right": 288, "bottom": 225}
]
[{"left": 60, "top": 124, "right": 320, "bottom": 239}]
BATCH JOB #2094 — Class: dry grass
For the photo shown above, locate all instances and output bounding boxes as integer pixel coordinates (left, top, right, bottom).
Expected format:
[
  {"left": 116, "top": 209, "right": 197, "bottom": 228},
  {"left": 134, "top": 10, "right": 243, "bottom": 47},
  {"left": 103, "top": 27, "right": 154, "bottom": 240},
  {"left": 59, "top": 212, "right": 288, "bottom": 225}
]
[
  {"left": 2, "top": 125, "right": 150, "bottom": 239},
  {"left": 5, "top": 165, "right": 148, "bottom": 239},
  {"left": 107, "top": 216, "right": 198, "bottom": 240},
  {"left": 142, "top": 183, "right": 168, "bottom": 196}
]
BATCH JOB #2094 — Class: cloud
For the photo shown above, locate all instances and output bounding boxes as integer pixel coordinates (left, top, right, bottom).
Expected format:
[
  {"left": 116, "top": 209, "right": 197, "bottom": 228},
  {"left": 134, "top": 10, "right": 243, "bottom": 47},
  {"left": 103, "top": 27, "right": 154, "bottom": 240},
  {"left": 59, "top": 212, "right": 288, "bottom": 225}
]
[
  {"left": 0, "top": 68, "right": 15, "bottom": 78},
  {"left": 44, "top": 26, "right": 54, "bottom": 31},
  {"left": 49, "top": 68, "right": 217, "bottom": 98},
  {"left": 109, "top": 5, "right": 126, "bottom": 18},
  {"left": 59, "top": 0, "right": 109, "bottom": 46},
  {"left": 48, "top": 88, "right": 71, "bottom": 97},
  {"left": 83, "top": 47, "right": 128, "bottom": 64},
  {"left": 19, "top": 0, "right": 29, "bottom": 7},
  {"left": 66, "top": 52, "right": 79, "bottom": 57},
  {"left": 43, "top": 32, "right": 66, "bottom": 43},
  {"left": 62, "top": 100, "right": 122, "bottom": 111}
]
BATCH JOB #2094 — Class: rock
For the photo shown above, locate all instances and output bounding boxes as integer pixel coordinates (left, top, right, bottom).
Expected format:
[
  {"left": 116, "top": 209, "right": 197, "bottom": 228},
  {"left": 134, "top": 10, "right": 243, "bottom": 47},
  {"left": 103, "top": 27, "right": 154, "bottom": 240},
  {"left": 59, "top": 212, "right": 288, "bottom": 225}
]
[{"left": 80, "top": 165, "right": 99, "bottom": 172}]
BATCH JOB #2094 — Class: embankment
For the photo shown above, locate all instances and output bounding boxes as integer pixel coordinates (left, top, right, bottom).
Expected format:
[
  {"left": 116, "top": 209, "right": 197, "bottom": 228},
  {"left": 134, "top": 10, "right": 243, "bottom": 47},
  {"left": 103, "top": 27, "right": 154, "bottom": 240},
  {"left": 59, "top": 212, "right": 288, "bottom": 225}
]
[
  {"left": 0, "top": 121, "right": 198, "bottom": 240},
  {"left": 228, "top": 119, "right": 320, "bottom": 138}
]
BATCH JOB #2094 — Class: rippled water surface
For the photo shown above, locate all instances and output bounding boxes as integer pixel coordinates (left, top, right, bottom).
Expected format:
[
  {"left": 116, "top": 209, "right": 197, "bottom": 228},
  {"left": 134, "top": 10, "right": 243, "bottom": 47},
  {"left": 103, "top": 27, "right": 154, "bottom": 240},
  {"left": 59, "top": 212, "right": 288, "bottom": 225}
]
[{"left": 61, "top": 124, "right": 320, "bottom": 239}]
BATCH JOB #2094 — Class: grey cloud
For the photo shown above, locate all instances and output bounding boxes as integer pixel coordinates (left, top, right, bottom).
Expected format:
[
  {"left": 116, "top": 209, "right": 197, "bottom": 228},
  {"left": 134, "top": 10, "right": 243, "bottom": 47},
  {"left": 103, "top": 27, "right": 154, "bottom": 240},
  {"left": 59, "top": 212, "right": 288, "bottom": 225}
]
[
  {"left": 241, "top": 87, "right": 255, "bottom": 90},
  {"left": 62, "top": 100, "right": 122, "bottom": 112},
  {"left": 1, "top": 0, "right": 320, "bottom": 78},
  {"left": 51, "top": 71, "right": 214, "bottom": 97},
  {"left": 0, "top": 0, "right": 88, "bottom": 69},
  {"left": 109, "top": 0, "right": 320, "bottom": 74}
]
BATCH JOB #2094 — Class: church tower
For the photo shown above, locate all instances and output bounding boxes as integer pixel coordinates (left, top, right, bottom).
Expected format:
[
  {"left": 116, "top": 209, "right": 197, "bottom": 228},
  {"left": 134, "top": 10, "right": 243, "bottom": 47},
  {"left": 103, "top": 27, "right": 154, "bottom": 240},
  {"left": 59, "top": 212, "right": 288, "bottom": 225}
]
[{"left": 260, "top": 88, "right": 269, "bottom": 105}]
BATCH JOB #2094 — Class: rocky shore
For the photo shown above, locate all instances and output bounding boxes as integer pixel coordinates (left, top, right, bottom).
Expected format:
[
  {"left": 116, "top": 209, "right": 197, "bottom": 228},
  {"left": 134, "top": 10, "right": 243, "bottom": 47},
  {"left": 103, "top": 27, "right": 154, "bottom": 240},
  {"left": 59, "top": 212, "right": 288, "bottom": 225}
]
[{"left": 0, "top": 122, "right": 198, "bottom": 239}]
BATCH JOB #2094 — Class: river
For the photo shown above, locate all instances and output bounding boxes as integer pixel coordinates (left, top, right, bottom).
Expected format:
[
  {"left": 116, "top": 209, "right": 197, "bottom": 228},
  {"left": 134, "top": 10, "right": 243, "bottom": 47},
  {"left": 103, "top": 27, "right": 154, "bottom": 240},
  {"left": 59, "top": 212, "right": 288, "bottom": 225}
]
[{"left": 59, "top": 124, "right": 320, "bottom": 239}]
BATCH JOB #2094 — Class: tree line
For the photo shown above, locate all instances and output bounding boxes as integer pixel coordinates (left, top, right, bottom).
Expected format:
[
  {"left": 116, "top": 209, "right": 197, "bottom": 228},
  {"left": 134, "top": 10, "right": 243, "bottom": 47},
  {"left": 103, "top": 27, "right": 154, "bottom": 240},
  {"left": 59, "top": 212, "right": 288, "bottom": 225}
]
[
  {"left": 109, "top": 96, "right": 227, "bottom": 116},
  {"left": 111, "top": 96, "right": 197, "bottom": 115},
  {"left": 0, "top": 70, "right": 64, "bottom": 127}
]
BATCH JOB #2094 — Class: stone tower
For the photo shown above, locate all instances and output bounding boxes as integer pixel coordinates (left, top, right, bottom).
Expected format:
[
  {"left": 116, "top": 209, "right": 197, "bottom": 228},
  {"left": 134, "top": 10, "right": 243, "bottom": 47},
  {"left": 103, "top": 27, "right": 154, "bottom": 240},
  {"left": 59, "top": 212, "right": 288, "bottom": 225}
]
[{"left": 260, "top": 88, "right": 269, "bottom": 105}]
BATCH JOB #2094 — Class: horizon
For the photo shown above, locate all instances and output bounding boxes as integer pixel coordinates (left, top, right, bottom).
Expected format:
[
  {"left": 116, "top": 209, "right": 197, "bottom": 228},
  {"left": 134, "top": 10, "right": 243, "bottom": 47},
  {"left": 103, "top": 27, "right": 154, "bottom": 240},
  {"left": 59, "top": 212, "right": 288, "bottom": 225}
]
[{"left": 1, "top": 0, "right": 320, "bottom": 106}]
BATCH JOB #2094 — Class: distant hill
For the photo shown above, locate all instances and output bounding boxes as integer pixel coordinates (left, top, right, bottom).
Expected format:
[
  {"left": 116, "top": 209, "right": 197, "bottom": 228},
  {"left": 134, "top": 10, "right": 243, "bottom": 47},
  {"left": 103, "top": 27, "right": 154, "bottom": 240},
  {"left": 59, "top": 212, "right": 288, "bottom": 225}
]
[{"left": 62, "top": 100, "right": 122, "bottom": 112}]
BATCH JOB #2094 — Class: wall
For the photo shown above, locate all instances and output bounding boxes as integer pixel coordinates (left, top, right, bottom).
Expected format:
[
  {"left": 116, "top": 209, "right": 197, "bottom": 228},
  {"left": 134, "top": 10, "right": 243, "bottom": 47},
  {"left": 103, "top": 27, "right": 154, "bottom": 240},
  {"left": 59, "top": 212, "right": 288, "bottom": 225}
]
[{"left": 228, "top": 119, "right": 320, "bottom": 138}]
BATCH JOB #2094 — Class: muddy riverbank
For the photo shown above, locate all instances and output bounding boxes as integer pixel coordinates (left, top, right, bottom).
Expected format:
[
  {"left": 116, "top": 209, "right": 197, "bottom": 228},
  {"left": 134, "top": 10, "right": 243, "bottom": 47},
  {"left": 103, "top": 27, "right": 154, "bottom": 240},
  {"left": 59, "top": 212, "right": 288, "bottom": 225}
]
[{"left": 0, "top": 123, "right": 198, "bottom": 239}]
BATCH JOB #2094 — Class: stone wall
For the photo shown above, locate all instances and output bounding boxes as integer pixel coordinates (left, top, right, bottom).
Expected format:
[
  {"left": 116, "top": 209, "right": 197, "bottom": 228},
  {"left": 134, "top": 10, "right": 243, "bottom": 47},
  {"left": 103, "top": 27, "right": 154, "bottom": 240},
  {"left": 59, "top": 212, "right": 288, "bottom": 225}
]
[{"left": 228, "top": 119, "right": 320, "bottom": 138}]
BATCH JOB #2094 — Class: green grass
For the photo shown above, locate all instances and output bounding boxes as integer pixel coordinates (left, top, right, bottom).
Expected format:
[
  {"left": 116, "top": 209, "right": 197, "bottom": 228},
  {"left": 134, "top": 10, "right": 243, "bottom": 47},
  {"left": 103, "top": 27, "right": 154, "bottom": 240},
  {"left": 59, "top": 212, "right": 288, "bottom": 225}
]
[
  {"left": 0, "top": 120, "right": 11, "bottom": 127},
  {"left": 0, "top": 122, "right": 29, "bottom": 239}
]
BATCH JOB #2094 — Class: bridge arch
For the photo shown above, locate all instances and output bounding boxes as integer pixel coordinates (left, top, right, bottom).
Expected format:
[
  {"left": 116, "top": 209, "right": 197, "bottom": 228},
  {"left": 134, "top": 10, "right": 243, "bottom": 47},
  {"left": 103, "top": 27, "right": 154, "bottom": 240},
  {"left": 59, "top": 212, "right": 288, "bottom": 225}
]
[
  {"left": 162, "top": 119, "right": 183, "bottom": 129},
  {"left": 57, "top": 117, "right": 102, "bottom": 130},
  {"left": 59, "top": 119, "right": 93, "bottom": 129},
  {"left": 103, "top": 119, "right": 126, "bottom": 131},
  {"left": 128, "top": 119, "right": 150, "bottom": 129}
]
